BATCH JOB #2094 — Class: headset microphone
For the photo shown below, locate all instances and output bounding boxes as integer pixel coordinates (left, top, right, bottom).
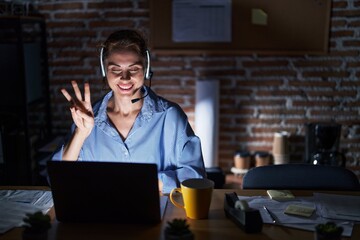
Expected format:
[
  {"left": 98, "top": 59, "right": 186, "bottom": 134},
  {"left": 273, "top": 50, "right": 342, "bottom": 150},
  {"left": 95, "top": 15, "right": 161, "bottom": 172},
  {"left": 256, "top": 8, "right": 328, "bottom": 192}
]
[{"left": 131, "top": 49, "right": 153, "bottom": 103}]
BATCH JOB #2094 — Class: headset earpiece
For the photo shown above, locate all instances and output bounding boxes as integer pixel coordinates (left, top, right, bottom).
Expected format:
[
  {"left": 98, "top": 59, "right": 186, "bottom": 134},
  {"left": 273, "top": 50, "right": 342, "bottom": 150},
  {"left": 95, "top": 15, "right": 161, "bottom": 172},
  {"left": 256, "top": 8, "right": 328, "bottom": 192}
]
[
  {"left": 144, "top": 49, "right": 152, "bottom": 80},
  {"left": 100, "top": 47, "right": 106, "bottom": 77}
]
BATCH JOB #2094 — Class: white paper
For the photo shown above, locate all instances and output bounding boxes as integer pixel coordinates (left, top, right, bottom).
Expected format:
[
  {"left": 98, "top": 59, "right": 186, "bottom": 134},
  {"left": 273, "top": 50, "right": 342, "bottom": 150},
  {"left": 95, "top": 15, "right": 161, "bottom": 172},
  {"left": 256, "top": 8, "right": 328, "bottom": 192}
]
[
  {"left": 172, "top": 0, "right": 231, "bottom": 42},
  {"left": 314, "top": 193, "right": 360, "bottom": 221},
  {"left": 0, "top": 190, "right": 53, "bottom": 210},
  {"left": 0, "top": 190, "right": 53, "bottom": 234},
  {"left": 0, "top": 200, "right": 45, "bottom": 234}
]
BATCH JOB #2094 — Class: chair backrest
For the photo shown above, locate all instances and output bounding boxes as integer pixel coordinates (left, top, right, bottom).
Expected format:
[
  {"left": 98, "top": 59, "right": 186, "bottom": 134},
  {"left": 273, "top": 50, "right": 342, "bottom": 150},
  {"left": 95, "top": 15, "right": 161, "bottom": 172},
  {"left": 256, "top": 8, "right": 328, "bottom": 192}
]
[{"left": 242, "top": 164, "right": 360, "bottom": 191}]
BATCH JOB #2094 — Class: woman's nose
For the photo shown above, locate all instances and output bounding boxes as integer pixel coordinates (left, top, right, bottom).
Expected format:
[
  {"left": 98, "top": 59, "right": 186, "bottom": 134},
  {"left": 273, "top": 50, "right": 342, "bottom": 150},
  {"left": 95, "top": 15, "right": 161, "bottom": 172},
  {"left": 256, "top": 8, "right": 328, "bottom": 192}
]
[{"left": 120, "top": 71, "right": 130, "bottom": 80}]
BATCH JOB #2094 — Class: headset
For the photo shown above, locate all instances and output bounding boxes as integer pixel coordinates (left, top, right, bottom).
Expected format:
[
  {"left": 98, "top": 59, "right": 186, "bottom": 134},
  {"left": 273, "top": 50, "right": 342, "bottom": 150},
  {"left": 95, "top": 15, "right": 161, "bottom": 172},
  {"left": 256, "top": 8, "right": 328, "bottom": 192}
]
[
  {"left": 99, "top": 47, "right": 152, "bottom": 81},
  {"left": 99, "top": 47, "right": 153, "bottom": 103}
]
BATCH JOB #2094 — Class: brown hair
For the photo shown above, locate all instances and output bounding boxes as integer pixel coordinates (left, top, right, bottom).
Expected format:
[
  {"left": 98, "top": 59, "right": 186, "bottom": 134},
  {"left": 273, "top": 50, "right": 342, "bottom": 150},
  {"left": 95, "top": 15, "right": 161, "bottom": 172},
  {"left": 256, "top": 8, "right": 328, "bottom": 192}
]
[{"left": 101, "top": 29, "right": 147, "bottom": 63}]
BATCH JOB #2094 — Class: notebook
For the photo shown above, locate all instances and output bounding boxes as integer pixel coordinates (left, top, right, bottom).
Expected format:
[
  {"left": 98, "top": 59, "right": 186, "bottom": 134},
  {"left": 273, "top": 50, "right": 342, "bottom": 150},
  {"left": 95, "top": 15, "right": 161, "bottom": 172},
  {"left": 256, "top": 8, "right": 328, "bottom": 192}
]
[{"left": 47, "top": 161, "right": 167, "bottom": 224}]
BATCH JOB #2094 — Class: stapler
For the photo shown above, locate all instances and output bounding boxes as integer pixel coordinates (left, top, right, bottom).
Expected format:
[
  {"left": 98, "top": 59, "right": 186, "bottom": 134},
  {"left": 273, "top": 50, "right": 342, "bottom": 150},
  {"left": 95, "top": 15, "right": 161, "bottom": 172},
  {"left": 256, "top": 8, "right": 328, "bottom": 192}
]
[{"left": 224, "top": 192, "right": 263, "bottom": 233}]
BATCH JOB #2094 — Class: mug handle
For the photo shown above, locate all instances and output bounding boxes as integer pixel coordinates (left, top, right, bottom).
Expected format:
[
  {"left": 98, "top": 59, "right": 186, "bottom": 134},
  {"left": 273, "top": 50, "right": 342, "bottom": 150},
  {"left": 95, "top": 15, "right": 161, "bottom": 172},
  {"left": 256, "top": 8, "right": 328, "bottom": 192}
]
[{"left": 169, "top": 187, "right": 185, "bottom": 209}]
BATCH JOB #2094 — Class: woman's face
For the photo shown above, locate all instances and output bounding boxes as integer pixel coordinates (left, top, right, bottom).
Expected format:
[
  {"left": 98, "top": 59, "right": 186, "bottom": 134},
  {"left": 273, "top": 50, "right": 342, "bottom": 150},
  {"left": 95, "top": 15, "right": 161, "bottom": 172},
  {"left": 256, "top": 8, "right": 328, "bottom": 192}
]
[{"left": 105, "top": 50, "right": 145, "bottom": 100}]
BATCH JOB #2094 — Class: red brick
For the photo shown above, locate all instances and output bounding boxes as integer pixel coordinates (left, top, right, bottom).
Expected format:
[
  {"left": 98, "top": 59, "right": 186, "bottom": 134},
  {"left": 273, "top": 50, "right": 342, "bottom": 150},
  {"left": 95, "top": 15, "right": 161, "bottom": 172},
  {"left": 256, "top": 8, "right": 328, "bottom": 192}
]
[
  {"left": 152, "top": 60, "right": 186, "bottom": 68},
  {"left": 105, "top": 11, "right": 149, "bottom": 18},
  {"left": 310, "top": 110, "right": 359, "bottom": 117},
  {"left": 235, "top": 79, "right": 284, "bottom": 87},
  {"left": 38, "top": 2, "right": 84, "bottom": 11},
  {"left": 191, "top": 60, "right": 236, "bottom": 68},
  {"left": 289, "top": 81, "right": 336, "bottom": 88},
  {"left": 242, "top": 60, "right": 289, "bottom": 68},
  {"left": 155, "top": 69, "right": 195, "bottom": 77},
  {"left": 52, "top": 31, "right": 97, "bottom": 38},
  {"left": 53, "top": 69, "right": 96, "bottom": 76},
  {"left": 343, "top": 40, "right": 360, "bottom": 47},
  {"left": 306, "top": 90, "right": 357, "bottom": 97},
  {"left": 256, "top": 89, "right": 303, "bottom": 97},
  {"left": 293, "top": 60, "right": 342, "bottom": 68},
  {"left": 251, "top": 70, "right": 297, "bottom": 77},
  {"left": 54, "top": 12, "right": 100, "bottom": 19},
  {"left": 328, "top": 50, "right": 359, "bottom": 56},
  {"left": 238, "top": 100, "right": 286, "bottom": 107},
  {"left": 332, "top": 10, "right": 360, "bottom": 17},
  {"left": 89, "top": 20, "right": 135, "bottom": 28},
  {"left": 330, "top": 30, "right": 354, "bottom": 38},
  {"left": 347, "top": 62, "right": 360, "bottom": 67},
  {"left": 302, "top": 70, "right": 350, "bottom": 78},
  {"left": 46, "top": 21, "right": 85, "bottom": 28},
  {"left": 198, "top": 69, "right": 246, "bottom": 77},
  {"left": 330, "top": 20, "right": 347, "bottom": 27},
  {"left": 292, "top": 100, "right": 338, "bottom": 107},
  {"left": 252, "top": 127, "right": 297, "bottom": 135},
  {"left": 259, "top": 109, "right": 305, "bottom": 116},
  {"left": 349, "top": 20, "right": 360, "bottom": 27},
  {"left": 332, "top": 1, "right": 348, "bottom": 8},
  {"left": 87, "top": 1, "right": 133, "bottom": 9}
]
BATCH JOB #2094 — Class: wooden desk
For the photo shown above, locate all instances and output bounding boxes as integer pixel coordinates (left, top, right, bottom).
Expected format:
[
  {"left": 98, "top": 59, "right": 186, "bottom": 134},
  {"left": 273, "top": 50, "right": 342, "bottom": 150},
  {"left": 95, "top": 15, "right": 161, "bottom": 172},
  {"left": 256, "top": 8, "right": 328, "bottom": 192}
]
[{"left": 0, "top": 187, "right": 359, "bottom": 240}]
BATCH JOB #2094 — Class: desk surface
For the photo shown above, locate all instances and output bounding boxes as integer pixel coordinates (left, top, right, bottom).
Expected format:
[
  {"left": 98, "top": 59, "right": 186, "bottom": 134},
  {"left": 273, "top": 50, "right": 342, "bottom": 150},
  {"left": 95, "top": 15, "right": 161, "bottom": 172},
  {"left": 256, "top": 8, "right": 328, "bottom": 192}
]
[{"left": 0, "top": 187, "right": 359, "bottom": 240}]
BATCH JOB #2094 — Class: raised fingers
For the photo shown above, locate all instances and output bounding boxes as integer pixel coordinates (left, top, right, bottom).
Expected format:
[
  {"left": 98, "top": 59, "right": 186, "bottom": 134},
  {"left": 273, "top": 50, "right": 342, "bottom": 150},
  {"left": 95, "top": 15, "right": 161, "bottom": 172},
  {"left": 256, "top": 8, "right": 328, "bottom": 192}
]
[
  {"left": 61, "top": 88, "right": 72, "bottom": 102},
  {"left": 71, "top": 80, "right": 83, "bottom": 101},
  {"left": 84, "top": 82, "right": 91, "bottom": 104}
]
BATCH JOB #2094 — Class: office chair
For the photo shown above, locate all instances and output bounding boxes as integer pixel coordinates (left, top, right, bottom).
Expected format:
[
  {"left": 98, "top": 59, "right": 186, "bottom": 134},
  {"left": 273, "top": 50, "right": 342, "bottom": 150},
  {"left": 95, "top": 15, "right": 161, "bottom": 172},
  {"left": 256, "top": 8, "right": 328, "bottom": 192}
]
[
  {"left": 242, "top": 164, "right": 360, "bottom": 191},
  {"left": 206, "top": 167, "right": 225, "bottom": 189}
]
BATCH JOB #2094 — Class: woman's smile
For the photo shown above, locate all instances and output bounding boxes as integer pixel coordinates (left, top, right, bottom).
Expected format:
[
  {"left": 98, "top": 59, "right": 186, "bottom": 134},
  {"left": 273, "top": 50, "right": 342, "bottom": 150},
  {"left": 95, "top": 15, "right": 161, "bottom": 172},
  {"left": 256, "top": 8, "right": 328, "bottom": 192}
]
[{"left": 117, "top": 83, "right": 133, "bottom": 92}]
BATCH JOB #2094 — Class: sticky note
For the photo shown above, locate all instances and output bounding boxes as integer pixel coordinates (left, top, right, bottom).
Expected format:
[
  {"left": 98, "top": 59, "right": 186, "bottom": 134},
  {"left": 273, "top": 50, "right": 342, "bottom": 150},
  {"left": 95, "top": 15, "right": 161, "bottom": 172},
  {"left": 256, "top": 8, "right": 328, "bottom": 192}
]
[
  {"left": 267, "top": 190, "right": 295, "bottom": 201},
  {"left": 251, "top": 8, "right": 268, "bottom": 26},
  {"left": 284, "top": 204, "right": 316, "bottom": 217}
]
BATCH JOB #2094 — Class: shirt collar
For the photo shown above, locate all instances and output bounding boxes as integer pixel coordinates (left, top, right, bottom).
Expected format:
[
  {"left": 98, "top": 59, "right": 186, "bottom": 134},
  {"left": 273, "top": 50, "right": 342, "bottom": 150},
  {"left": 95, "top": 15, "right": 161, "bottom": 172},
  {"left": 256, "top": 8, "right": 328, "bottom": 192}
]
[{"left": 94, "top": 86, "right": 166, "bottom": 124}]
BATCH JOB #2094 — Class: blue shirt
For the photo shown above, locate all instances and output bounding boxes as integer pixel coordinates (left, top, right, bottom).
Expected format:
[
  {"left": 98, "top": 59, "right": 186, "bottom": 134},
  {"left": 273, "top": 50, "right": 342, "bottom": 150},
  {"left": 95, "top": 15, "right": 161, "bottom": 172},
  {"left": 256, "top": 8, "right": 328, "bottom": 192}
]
[{"left": 52, "top": 86, "right": 206, "bottom": 193}]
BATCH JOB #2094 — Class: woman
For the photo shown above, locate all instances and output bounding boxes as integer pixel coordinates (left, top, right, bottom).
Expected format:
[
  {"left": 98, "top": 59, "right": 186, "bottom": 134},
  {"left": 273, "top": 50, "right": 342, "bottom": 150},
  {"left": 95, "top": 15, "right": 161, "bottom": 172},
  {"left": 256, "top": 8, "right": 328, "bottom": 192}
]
[{"left": 51, "top": 29, "right": 206, "bottom": 193}]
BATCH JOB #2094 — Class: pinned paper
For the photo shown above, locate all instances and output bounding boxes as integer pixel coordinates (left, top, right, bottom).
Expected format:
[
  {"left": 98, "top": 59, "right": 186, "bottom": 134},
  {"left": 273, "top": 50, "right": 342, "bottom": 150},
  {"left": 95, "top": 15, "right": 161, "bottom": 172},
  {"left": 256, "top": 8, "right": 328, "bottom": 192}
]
[{"left": 251, "top": 8, "right": 268, "bottom": 26}]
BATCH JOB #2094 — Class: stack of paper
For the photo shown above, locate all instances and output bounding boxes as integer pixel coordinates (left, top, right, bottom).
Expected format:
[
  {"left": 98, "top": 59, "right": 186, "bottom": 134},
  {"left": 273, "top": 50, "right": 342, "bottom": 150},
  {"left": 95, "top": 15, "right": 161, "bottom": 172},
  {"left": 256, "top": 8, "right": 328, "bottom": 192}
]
[
  {"left": 237, "top": 193, "right": 359, "bottom": 237},
  {"left": 0, "top": 190, "right": 53, "bottom": 234}
]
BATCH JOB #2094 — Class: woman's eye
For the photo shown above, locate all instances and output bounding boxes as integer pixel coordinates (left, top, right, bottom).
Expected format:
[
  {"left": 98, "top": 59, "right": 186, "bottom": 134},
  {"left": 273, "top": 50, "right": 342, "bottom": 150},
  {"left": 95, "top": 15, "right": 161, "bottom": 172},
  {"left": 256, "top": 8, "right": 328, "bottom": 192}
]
[
  {"left": 111, "top": 70, "right": 121, "bottom": 74},
  {"left": 129, "top": 68, "right": 139, "bottom": 74}
]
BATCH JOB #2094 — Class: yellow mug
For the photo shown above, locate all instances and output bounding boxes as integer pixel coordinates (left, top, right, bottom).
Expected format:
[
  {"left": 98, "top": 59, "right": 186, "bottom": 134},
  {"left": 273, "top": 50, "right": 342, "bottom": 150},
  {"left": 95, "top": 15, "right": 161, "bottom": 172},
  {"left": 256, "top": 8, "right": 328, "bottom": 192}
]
[{"left": 170, "top": 178, "right": 214, "bottom": 219}]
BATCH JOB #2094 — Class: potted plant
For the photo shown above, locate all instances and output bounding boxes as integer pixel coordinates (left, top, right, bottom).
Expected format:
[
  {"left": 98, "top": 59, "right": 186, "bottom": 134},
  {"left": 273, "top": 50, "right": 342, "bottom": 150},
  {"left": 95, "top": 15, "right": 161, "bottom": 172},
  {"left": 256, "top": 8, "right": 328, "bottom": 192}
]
[
  {"left": 315, "top": 222, "right": 343, "bottom": 240},
  {"left": 22, "top": 211, "right": 51, "bottom": 240},
  {"left": 164, "top": 218, "right": 194, "bottom": 240}
]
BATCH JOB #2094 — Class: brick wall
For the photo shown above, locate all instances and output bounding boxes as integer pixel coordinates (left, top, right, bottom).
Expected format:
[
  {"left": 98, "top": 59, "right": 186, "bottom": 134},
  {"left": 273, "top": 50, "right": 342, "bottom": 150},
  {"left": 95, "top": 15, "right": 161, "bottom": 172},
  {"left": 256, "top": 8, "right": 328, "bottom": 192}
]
[{"left": 35, "top": 0, "right": 360, "bottom": 171}]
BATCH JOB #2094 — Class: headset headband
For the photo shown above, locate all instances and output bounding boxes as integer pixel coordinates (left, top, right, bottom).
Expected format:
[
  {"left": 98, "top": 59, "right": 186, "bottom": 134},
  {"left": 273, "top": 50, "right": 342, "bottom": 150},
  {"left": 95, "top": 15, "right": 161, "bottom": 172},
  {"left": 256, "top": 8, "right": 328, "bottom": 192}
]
[{"left": 100, "top": 48, "right": 152, "bottom": 80}]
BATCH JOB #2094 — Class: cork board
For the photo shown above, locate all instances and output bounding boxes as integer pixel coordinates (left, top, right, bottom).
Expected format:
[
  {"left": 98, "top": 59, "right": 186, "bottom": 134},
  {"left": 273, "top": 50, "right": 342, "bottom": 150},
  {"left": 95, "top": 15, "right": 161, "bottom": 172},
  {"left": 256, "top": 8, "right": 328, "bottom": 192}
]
[{"left": 149, "top": 0, "right": 331, "bottom": 54}]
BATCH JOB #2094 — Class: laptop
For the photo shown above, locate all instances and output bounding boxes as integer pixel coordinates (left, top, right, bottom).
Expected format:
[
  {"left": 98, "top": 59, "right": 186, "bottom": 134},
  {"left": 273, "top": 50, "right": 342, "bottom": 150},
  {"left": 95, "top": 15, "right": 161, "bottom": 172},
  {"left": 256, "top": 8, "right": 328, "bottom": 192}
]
[{"left": 47, "top": 161, "right": 167, "bottom": 224}]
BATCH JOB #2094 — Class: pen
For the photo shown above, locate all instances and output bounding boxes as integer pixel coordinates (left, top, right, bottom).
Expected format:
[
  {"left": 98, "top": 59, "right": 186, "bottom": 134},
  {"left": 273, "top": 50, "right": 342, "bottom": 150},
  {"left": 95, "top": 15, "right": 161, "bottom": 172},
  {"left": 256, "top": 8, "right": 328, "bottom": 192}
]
[{"left": 263, "top": 205, "right": 277, "bottom": 223}]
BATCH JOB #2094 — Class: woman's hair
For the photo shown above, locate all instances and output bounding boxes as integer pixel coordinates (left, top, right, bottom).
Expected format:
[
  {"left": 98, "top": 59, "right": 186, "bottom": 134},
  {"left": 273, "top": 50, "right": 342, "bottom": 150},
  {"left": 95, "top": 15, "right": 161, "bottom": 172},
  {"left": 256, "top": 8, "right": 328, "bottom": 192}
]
[{"left": 101, "top": 29, "right": 148, "bottom": 63}]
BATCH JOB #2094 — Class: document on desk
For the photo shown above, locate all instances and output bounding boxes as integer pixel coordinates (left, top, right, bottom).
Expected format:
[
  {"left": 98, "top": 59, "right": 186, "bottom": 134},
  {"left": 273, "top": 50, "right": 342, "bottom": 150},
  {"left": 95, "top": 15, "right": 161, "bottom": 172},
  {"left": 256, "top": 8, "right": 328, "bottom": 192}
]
[
  {"left": 314, "top": 192, "right": 360, "bottom": 222},
  {"left": 0, "top": 190, "right": 53, "bottom": 234},
  {"left": 237, "top": 195, "right": 354, "bottom": 237}
]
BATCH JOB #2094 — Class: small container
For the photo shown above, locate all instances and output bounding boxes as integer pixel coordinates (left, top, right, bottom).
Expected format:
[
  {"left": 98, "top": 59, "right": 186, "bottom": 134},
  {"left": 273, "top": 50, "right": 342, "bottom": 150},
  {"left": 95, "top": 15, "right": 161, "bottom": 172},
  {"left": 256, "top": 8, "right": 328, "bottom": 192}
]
[
  {"left": 254, "top": 151, "right": 270, "bottom": 167},
  {"left": 234, "top": 151, "right": 251, "bottom": 169}
]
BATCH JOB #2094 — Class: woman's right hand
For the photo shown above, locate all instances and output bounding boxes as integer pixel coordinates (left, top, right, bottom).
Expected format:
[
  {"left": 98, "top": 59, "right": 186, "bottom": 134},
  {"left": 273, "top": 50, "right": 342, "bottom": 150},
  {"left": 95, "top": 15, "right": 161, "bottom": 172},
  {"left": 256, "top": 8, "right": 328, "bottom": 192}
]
[{"left": 61, "top": 80, "right": 94, "bottom": 138}]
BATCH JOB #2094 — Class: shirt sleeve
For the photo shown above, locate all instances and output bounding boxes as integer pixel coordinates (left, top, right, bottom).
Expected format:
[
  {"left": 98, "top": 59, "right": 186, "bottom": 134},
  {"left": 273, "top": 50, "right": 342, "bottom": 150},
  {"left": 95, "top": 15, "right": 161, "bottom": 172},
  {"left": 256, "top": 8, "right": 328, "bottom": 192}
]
[
  {"left": 157, "top": 104, "right": 207, "bottom": 193},
  {"left": 51, "top": 124, "right": 77, "bottom": 161}
]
